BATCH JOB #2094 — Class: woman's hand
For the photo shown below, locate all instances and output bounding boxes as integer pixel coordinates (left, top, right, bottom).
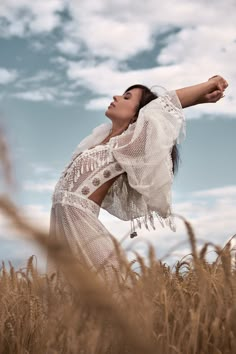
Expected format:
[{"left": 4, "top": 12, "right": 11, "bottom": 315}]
[
  {"left": 200, "top": 75, "right": 229, "bottom": 103},
  {"left": 176, "top": 75, "right": 229, "bottom": 108}
]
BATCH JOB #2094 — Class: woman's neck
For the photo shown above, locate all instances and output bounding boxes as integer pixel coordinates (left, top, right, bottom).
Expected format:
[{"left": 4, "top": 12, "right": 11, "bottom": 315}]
[{"left": 110, "top": 121, "right": 129, "bottom": 137}]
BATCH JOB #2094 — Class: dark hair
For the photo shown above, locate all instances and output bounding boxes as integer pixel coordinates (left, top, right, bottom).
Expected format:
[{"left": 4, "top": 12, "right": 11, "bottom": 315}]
[{"left": 124, "top": 84, "right": 180, "bottom": 176}]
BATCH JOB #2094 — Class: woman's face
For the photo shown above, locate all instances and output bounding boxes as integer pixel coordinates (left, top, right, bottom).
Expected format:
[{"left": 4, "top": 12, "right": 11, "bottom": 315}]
[{"left": 105, "top": 88, "right": 142, "bottom": 123}]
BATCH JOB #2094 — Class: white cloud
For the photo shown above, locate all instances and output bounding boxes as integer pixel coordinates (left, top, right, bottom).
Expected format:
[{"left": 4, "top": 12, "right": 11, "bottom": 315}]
[
  {"left": 13, "top": 90, "right": 55, "bottom": 102},
  {"left": 192, "top": 185, "right": 236, "bottom": 198},
  {"left": 0, "top": 68, "right": 18, "bottom": 84},
  {"left": 30, "top": 163, "right": 54, "bottom": 175},
  {"left": 56, "top": 39, "right": 81, "bottom": 56},
  {"left": 1, "top": 0, "right": 235, "bottom": 115},
  {"left": 23, "top": 180, "right": 56, "bottom": 192},
  {"left": 15, "top": 70, "right": 54, "bottom": 88},
  {"left": 50, "top": 56, "right": 69, "bottom": 66},
  {"left": 156, "top": 25, "right": 236, "bottom": 116},
  {"left": 65, "top": 59, "right": 181, "bottom": 96},
  {"left": 52, "top": 0, "right": 235, "bottom": 116},
  {"left": 78, "top": 18, "right": 153, "bottom": 60},
  {"left": 11, "top": 84, "right": 77, "bottom": 104},
  {"left": 29, "top": 41, "right": 45, "bottom": 52},
  {"left": 0, "top": 0, "right": 65, "bottom": 37},
  {"left": 11, "top": 77, "right": 80, "bottom": 104},
  {"left": 64, "top": 0, "right": 236, "bottom": 54},
  {"left": 58, "top": 0, "right": 159, "bottom": 59},
  {"left": 85, "top": 97, "right": 111, "bottom": 110},
  {"left": 158, "top": 26, "right": 236, "bottom": 68},
  {"left": 60, "top": 0, "right": 236, "bottom": 67}
]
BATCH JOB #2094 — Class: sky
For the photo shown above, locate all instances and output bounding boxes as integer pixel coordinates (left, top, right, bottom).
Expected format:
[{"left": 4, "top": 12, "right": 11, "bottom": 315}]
[{"left": 0, "top": 0, "right": 236, "bottom": 274}]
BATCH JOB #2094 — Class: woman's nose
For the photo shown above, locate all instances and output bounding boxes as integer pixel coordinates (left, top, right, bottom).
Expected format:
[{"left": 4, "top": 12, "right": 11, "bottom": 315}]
[{"left": 113, "top": 95, "right": 120, "bottom": 102}]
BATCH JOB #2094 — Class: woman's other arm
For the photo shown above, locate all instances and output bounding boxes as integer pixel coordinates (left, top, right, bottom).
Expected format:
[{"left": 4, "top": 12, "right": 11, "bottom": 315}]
[{"left": 175, "top": 75, "right": 228, "bottom": 108}]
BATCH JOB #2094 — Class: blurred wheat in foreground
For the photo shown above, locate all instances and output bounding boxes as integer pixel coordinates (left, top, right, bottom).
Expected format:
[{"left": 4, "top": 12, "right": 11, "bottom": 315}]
[{"left": 1, "top": 124, "right": 236, "bottom": 354}]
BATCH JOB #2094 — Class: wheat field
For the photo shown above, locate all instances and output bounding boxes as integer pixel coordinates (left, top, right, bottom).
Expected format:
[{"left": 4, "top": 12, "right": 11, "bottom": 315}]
[{"left": 1, "top": 125, "right": 236, "bottom": 354}]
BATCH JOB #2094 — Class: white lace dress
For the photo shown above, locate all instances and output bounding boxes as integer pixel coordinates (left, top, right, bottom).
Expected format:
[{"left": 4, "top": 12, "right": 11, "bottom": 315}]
[
  {"left": 46, "top": 143, "right": 128, "bottom": 286},
  {"left": 46, "top": 90, "right": 186, "bottom": 286}
]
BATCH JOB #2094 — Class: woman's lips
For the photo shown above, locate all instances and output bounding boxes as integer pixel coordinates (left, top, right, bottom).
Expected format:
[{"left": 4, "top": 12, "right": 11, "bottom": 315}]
[{"left": 109, "top": 102, "right": 116, "bottom": 108}]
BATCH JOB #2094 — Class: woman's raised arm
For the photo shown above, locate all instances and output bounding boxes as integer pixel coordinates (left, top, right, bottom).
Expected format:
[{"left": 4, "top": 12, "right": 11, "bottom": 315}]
[{"left": 175, "top": 75, "right": 228, "bottom": 108}]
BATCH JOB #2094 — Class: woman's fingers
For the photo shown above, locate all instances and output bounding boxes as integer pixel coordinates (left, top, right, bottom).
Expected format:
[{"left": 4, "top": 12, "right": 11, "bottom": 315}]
[
  {"left": 223, "top": 80, "right": 228, "bottom": 89},
  {"left": 217, "top": 80, "right": 228, "bottom": 92},
  {"left": 208, "top": 75, "right": 229, "bottom": 92},
  {"left": 208, "top": 75, "right": 219, "bottom": 80},
  {"left": 206, "top": 90, "right": 225, "bottom": 103}
]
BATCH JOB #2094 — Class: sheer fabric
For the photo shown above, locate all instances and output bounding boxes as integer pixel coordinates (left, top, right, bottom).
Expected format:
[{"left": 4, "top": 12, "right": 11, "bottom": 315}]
[
  {"left": 46, "top": 195, "right": 127, "bottom": 290},
  {"left": 70, "top": 89, "right": 185, "bottom": 235},
  {"left": 46, "top": 89, "right": 186, "bottom": 287},
  {"left": 46, "top": 146, "right": 128, "bottom": 287},
  {"left": 102, "top": 90, "right": 185, "bottom": 233}
]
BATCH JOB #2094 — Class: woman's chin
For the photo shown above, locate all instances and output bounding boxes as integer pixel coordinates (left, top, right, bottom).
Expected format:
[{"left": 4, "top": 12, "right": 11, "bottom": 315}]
[{"left": 105, "top": 110, "right": 111, "bottom": 118}]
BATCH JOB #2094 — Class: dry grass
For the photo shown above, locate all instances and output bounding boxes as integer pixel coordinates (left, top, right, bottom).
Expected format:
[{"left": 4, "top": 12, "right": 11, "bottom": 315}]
[{"left": 1, "top": 124, "right": 236, "bottom": 354}]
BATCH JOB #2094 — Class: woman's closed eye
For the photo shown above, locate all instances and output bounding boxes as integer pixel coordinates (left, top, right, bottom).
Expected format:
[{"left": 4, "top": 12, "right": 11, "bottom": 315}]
[{"left": 124, "top": 93, "right": 131, "bottom": 99}]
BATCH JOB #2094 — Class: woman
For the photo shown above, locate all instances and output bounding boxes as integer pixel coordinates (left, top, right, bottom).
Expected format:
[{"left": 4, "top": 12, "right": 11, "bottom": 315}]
[{"left": 46, "top": 75, "right": 228, "bottom": 287}]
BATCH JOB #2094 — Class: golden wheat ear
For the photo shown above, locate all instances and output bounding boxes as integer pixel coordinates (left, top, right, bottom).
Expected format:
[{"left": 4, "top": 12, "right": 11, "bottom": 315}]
[{"left": 0, "top": 123, "right": 16, "bottom": 190}]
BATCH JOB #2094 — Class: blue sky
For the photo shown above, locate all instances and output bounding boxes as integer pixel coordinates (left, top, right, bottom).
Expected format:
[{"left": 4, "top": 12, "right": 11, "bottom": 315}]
[{"left": 0, "top": 0, "right": 235, "bottom": 273}]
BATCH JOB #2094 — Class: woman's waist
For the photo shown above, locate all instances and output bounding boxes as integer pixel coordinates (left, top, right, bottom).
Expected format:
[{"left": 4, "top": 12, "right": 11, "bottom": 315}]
[{"left": 52, "top": 190, "right": 100, "bottom": 217}]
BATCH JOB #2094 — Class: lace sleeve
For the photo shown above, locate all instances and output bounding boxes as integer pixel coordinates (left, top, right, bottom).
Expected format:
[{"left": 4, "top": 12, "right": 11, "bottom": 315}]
[
  {"left": 112, "top": 90, "right": 186, "bottom": 218},
  {"left": 162, "top": 90, "right": 186, "bottom": 144}
]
